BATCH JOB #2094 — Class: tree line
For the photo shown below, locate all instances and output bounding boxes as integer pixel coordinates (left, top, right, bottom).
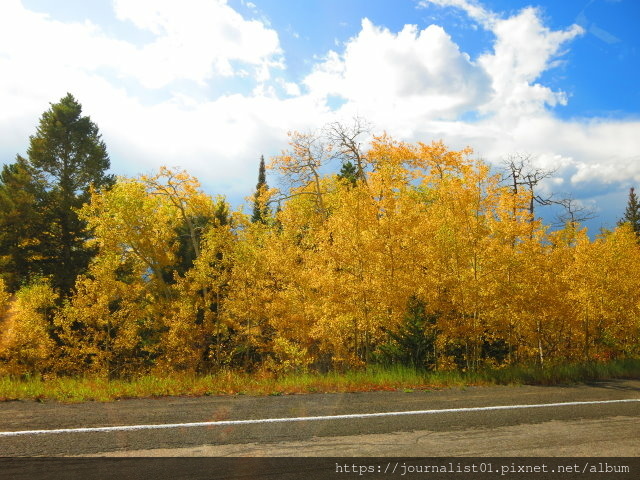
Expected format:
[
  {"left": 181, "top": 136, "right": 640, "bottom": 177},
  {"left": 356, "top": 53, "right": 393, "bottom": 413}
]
[{"left": 0, "top": 95, "right": 639, "bottom": 377}]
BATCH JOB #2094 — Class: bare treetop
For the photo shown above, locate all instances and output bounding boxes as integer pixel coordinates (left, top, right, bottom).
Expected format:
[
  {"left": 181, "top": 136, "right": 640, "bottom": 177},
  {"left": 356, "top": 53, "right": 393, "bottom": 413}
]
[
  {"left": 324, "top": 116, "right": 372, "bottom": 185},
  {"left": 501, "top": 153, "right": 557, "bottom": 218}
]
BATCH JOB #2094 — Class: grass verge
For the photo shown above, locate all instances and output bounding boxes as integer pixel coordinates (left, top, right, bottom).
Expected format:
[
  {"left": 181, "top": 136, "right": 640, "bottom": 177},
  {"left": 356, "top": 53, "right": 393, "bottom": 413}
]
[{"left": 0, "top": 358, "right": 638, "bottom": 403}]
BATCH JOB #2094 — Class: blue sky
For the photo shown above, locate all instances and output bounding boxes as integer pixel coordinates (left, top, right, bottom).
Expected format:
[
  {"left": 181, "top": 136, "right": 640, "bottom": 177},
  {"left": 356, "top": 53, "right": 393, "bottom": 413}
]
[{"left": 1, "top": 0, "right": 638, "bottom": 232}]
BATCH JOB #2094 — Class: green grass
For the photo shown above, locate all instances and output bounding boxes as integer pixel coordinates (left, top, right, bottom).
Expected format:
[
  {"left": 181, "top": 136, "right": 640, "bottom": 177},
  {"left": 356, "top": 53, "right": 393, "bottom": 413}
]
[
  {"left": 477, "top": 357, "right": 640, "bottom": 385},
  {"left": 0, "top": 358, "right": 638, "bottom": 403}
]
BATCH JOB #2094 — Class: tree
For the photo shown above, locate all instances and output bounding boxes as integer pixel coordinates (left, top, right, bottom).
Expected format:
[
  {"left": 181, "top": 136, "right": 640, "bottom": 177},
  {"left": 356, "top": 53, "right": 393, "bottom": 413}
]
[
  {"left": 271, "top": 131, "right": 333, "bottom": 220},
  {"left": 0, "top": 158, "right": 49, "bottom": 291},
  {"left": 618, "top": 187, "right": 640, "bottom": 238},
  {"left": 139, "top": 166, "right": 226, "bottom": 278},
  {"left": 251, "top": 155, "right": 270, "bottom": 223},
  {"left": 12, "top": 94, "right": 114, "bottom": 293},
  {"left": 80, "top": 177, "right": 180, "bottom": 298},
  {"left": 337, "top": 161, "right": 357, "bottom": 187},
  {"left": 501, "top": 154, "right": 555, "bottom": 220},
  {"left": 554, "top": 195, "right": 596, "bottom": 228},
  {"left": 0, "top": 279, "right": 57, "bottom": 375},
  {"left": 0, "top": 278, "right": 9, "bottom": 318},
  {"left": 54, "top": 253, "right": 151, "bottom": 377},
  {"left": 325, "top": 117, "right": 371, "bottom": 185},
  {"left": 378, "top": 297, "right": 437, "bottom": 369}
]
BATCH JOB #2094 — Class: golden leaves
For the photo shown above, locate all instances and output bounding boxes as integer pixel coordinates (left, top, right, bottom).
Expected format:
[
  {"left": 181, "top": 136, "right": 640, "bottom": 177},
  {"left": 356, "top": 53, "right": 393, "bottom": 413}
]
[
  {"left": 3, "top": 139, "right": 640, "bottom": 376},
  {"left": 0, "top": 280, "right": 57, "bottom": 375}
]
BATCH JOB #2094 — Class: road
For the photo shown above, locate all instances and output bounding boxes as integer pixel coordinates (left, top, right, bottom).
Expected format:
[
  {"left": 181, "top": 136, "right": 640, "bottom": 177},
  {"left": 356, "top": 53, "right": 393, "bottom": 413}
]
[{"left": 0, "top": 379, "right": 639, "bottom": 457}]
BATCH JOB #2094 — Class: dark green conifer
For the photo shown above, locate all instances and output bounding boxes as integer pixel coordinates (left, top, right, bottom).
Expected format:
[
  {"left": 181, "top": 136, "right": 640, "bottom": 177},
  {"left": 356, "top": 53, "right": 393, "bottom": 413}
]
[
  {"left": 251, "top": 155, "right": 269, "bottom": 223},
  {"left": 0, "top": 157, "right": 48, "bottom": 290},
  {"left": 619, "top": 186, "right": 640, "bottom": 239},
  {"left": 0, "top": 93, "right": 114, "bottom": 293},
  {"left": 337, "top": 161, "right": 357, "bottom": 187}
]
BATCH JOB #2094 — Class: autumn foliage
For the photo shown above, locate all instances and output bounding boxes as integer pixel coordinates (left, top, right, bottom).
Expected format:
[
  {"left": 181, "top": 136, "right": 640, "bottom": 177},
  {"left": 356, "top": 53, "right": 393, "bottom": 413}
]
[{"left": 1, "top": 134, "right": 639, "bottom": 377}]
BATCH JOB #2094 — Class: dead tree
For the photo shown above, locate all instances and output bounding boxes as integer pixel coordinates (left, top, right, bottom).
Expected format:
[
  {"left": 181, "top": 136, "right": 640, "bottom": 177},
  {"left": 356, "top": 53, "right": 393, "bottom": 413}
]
[
  {"left": 324, "top": 117, "right": 372, "bottom": 186},
  {"left": 270, "top": 130, "right": 333, "bottom": 219},
  {"left": 554, "top": 195, "right": 596, "bottom": 227},
  {"left": 502, "top": 153, "right": 557, "bottom": 220}
]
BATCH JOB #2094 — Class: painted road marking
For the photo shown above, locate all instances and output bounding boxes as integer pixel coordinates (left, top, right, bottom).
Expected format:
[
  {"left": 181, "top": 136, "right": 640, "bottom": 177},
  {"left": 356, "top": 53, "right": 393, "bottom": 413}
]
[{"left": 1, "top": 398, "right": 638, "bottom": 437}]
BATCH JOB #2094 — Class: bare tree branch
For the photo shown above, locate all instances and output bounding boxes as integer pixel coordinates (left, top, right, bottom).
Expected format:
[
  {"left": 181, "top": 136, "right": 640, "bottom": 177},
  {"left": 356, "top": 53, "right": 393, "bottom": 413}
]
[
  {"left": 324, "top": 116, "right": 372, "bottom": 185},
  {"left": 553, "top": 194, "right": 597, "bottom": 227},
  {"left": 501, "top": 153, "right": 557, "bottom": 219}
]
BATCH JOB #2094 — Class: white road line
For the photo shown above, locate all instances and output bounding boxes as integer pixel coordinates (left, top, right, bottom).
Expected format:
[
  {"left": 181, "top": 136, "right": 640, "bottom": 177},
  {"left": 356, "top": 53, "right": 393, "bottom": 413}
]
[{"left": 1, "top": 398, "right": 638, "bottom": 437}]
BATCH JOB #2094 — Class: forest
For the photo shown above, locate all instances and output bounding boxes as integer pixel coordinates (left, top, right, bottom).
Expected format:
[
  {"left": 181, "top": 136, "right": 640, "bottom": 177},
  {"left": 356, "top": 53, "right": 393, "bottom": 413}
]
[{"left": 1, "top": 94, "right": 640, "bottom": 379}]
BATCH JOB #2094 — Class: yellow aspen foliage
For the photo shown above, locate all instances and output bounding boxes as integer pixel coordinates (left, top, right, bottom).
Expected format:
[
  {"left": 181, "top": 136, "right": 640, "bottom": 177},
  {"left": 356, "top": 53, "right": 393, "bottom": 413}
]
[
  {"left": 3, "top": 133, "right": 640, "bottom": 377},
  {"left": 312, "top": 180, "right": 403, "bottom": 367},
  {"left": 80, "top": 177, "right": 179, "bottom": 298},
  {"left": 262, "top": 336, "right": 310, "bottom": 375},
  {"left": 54, "top": 253, "right": 152, "bottom": 376},
  {"left": 407, "top": 146, "right": 503, "bottom": 369},
  {"left": 515, "top": 231, "right": 574, "bottom": 365},
  {"left": 0, "top": 280, "right": 57, "bottom": 375},
  {"left": 0, "top": 278, "right": 9, "bottom": 317},
  {"left": 270, "top": 130, "right": 334, "bottom": 219},
  {"left": 568, "top": 223, "right": 640, "bottom": 361},
  {"left": 221, "top": 215, "right": 282, "bottom": 369},
  {"left": 158, "top": 219, "right": 237, "bottom": 372},
  {"left": 139, "top": 166, "right": 220, "bottom": 260},
  {"left": 413, "top": 140, "right": 474, "bottom": 179},
  {"left": 76, "top": 169, "right": 231, "bottom": 373},
  {"left": 259, "top": 223, "right": 320, "bottom": 370}
]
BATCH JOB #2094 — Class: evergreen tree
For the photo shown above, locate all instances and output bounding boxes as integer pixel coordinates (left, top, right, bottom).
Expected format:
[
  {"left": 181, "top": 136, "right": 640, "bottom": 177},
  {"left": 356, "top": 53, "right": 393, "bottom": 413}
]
[
  {"left": 1, "top": 93, "right": 114, "bottom": 294},
  {"left": 0, "top": 157, "right": 49, "bottom": 291},
  {"left": 251, "top": 155, "right": 269, "bottom": 223},
  {"left": 619, "top": 187, "right": 640, "bottom": 238},
  {"left": 337, "top": 161, "right": 358, "bottom": 187},
  {"left": 377, "top": 297, "right": 438, "bottom": 369}
]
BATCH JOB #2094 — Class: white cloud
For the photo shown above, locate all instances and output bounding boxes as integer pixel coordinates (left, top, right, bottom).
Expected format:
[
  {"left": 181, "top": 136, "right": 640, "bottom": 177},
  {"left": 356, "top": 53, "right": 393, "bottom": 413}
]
[
  {"left": 419, "top": 0, "right": 498, "bottom": 28},
  {"left": 304, "top": 18, "right": 493, "bottom": 123},
  {"left": 477, "top": 7, "right": 583, "bottom": 118},
  {"left": 277, "top": 79, "right": 301, "bottom": 97},
  {"left": 0, "top": 0, "right": 283, "bottom": 92},
  {"left": 111, "top": 0, "right": 284, "bottom": 88},
  {"left": 398, "top": 1, "right": 639, "bottom": 205},
  {"left": 420, "top": 1, "right": 583, "bottom": 118},
  {"left": 0, "top": 0, "right": 292, "bottom": 200},
  {"left": 0, "top": 0, "right": 638, "bottom": 225}
]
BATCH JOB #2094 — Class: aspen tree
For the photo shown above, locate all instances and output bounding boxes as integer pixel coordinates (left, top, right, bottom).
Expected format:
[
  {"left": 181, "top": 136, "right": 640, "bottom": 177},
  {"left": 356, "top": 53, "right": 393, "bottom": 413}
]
[{"left": 0, "top": 280, "right": 57, "bottom": 375}]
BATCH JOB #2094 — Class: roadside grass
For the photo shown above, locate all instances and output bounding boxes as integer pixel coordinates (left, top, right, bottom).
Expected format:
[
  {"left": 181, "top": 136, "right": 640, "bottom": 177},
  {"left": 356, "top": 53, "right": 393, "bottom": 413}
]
[{"left": 0, "top": 358, "right": 638, "bottom": 403}]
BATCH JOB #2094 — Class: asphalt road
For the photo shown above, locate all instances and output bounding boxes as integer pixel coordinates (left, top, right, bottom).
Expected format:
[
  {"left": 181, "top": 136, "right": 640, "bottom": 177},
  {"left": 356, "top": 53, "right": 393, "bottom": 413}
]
[{"left": 0, "top": 379, "right": 639, "bottom": 458}]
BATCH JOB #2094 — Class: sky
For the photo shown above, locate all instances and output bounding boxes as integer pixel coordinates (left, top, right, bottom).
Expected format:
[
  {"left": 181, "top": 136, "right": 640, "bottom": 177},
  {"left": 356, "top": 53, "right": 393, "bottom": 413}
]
[{"left": 0, "top": 0, "right": 638, "bottom": 232}]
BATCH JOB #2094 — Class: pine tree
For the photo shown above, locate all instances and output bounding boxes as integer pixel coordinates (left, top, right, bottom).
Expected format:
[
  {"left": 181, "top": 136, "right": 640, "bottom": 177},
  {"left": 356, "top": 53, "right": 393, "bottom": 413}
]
[
  {"left": 337, "top": 161, "right": 358, "bottom": 187},
  {"left": 251, "top": 155, "right": 269, "bottom": 223},
  {"left": 619, "top": 187, "right": 640, "bottom": 238},
  {"left": 378, "top": 297, "right": 438, "bottom": 369},
  {"left": 9, "top": 93, "right": 114, "bottom": 294},
  {"left": 0, "top": 157, "right": 48, "bottom": 291}
]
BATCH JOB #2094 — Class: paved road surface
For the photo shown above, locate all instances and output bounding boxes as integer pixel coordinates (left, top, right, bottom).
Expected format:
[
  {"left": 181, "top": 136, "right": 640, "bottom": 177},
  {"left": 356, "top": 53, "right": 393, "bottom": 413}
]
[{"left": 0, "top": 379, "right": 638, "bottom": 457}]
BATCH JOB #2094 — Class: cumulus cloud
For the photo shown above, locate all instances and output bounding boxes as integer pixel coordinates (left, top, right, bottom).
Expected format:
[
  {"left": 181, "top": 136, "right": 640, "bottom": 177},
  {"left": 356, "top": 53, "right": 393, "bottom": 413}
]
[
  {"left": 1, "top": 0, "right": 638, "bottom": 224},
  {"left": 112, "top": 0, "right": 283, "bottom": 88},
  {"left": 477, "top": 7, "right": 583, "bottom": 117},
  {"left": 300, "top": 3, "right": 636, "bottom": 197},
  {"left": 0, "top": 0, "right": 292, "bottom": 199},
  {"left": 101, "top": 91, "right": 331, "bottom": 188},
  {"left": 411, "top": 0, "right": 639, "bottom": 206},
  {"left": 304, "top": 18, "right": 493, "bottom": 122},
  {"left": 0, "top": 0, "right": 283, "bottom": 92},
  {"left": 417, "top": 1, "right": 584, "bottom": 119}
]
